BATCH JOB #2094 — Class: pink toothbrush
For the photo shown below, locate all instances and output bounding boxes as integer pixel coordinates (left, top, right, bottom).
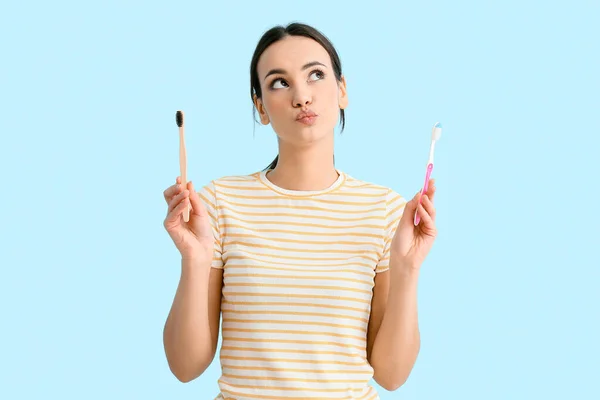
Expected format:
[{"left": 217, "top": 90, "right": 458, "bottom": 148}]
[{"left": 414, "top": 122, "right": 442, "bottom": 226}]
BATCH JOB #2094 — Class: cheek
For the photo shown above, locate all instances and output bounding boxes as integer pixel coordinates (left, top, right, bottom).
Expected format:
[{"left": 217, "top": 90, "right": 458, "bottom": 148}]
[
  {"left": 264, "top": 93, "right": 287, "bottom": 118},
  {"left": 324, "top": 80, "right": 340, "bottom": 102},
  {"left": 322, "top": 85, "right": 341, "bottom": 118}
]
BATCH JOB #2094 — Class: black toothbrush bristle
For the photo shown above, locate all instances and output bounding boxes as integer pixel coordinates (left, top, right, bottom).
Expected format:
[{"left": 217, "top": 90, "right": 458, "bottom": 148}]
[{"left": 176, "top": 111, "right": 183, "bottom": 127}]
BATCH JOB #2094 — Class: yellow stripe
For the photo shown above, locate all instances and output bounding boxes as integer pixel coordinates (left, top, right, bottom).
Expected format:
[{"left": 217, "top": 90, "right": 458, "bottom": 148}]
[
  {"left": 389, "top": 203, "right": 405, "bottom": 218},
  {"left": 220, "top": 355, "right": 365, "bottom": 366},
  {"left": 223, "top": 248, "right": 379, "bottom": 263},
  {"left": 222, "top": 292, "right": 371, "bottom": 305},
  {"left": 221, "top": 337, "right": 365, "bottom": 351},
  {"left": 224, "top": 282, "right": 373, "bottom": 296},
  {"left": 221, "top": 363, "right": 370, "bottom": 374},
  {"left": 224, "top": 239, "right": 379, "bottom": 254},
  {"left": 219, "top": 387, "right": 371, "bottom": 400},
  {"left": 215, "top": 183, "right": 270, "bottom": 191},
  {"left": 221, "top": 218, "right": 383, "bottom": 230},
  {"left": 215, "top": 180, "right": 386, "bottom": 197},
  {"left": 220, "top": 346, "right": 367, "bottom": 358},
  {"left": 218, "top": 199, "right": 384, "bottom": 214},
  {"left": 221, "top": 328, "right": 366, "bottom": 342},
  {"left": 224, "top": 256, "right": 376, "bottom": 269},
  {"left": 223, "top": 272, "right": 373, "bottom": 286},
  {"left": 221, "top": 299, "right": 369, "bottom": 315},
  {"left": 223, "top": 309, "right": 368, "bottom": 325},
  {"left": 362, "top": 390, "right": 379, "bottom": 400},
  {"left": 217, "top": 192, "right": 384, "bottom": 206},
  {"left": 221, "top": 223, "right": 383, "bottom": 238},
  {"left": 224, "top": 233, "right": 380, "bottom": 248},
  {"left": 223, "top": 264, "right": 375, "bottom": 277},
  {"left": 222, "top": 373, "right": 367, "bottom": 383},
  {"left": 218, "top": 379, "right": 367, "bottom": 392},
  {"left": 322, "top": 190, "right": 386, "bottom": 197},
  {"left": 222, "top": 318, "right": 367, "bottom": 333},
  {"left": 217, "top": 204, "right": 385, "bottom": 222}
]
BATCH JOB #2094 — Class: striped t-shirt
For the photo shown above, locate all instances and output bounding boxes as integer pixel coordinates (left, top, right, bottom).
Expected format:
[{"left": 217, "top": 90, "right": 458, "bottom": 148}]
[{"left": 198, "top": 169, "right": 406, "bottom": 400}]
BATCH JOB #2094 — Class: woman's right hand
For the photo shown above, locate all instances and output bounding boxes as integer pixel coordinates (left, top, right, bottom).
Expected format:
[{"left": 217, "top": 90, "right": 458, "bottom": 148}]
[{"left": 163, "top": 177, "right": 214, "bottom": 262}]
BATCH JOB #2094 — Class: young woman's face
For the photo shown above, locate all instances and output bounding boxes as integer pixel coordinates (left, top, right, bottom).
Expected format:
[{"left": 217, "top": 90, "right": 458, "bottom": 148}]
[{"left": 255, "top": 36, "right": 347, "bottom": 147}]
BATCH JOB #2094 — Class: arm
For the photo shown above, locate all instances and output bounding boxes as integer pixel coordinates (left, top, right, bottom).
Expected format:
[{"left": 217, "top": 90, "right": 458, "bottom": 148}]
[
  {"left": 163, "top": 260, "right": 223, "bottom": 382},
  {"left": 367, "top": 182, "right": 438, "bottom": 390},
  {"left": 367, "top": 265, "right": 420, "bottom": 391}
]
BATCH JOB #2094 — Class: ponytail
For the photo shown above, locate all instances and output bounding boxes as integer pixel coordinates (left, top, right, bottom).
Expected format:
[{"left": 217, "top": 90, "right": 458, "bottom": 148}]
[
  {"left": 264, "top": 155, "right": 279, "bottom": 171},
  {"left": 263, "top": 154, "right": 336, "bottom": 171}
]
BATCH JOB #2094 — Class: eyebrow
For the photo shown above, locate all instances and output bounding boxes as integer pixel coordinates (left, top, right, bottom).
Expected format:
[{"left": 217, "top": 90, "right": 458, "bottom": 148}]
[{"left": 263, "top": 61, "right": 327, "bottom": 81}]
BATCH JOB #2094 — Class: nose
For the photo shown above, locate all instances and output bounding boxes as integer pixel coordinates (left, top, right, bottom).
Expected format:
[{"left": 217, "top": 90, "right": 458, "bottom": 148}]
[{"left": 292, "top": 87, "right": 312, "bottom": 108}]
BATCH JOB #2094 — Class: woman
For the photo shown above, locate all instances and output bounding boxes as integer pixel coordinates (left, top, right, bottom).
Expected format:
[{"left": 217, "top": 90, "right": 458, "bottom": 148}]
[{"left": 162, "top": 22, "right": 437, "bottom": 400}]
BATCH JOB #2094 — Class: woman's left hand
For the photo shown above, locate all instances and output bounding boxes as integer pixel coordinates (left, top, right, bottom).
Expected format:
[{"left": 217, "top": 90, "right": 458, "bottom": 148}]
[{"left": 390, "top": 179, "right": 438, "bottom": 271}]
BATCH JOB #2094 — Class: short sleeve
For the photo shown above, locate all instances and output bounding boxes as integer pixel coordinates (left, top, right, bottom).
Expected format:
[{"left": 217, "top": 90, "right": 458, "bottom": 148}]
[
  {"left": 375, "top": 189, "right": 407, "bottom": 273},
  {"left": 197, "top": 181, "right": 224, "bottom": 269}
]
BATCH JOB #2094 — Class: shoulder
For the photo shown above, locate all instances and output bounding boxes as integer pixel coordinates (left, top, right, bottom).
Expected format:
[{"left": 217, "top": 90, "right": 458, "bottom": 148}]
[
  {"left": 198, "top": 171, "right": 262, "bottom": 197},
  {"left": 209, "top": 171, "right": 262, "bottom": 191},
  {"left": 340, "top": 171, "right": 408, "bottom": 223},
  {"left": 341, "top": 171, "right": 404, "bottom": 201},
  {"left": 212, "top": 171, "right": 261, "bottom": 185}
]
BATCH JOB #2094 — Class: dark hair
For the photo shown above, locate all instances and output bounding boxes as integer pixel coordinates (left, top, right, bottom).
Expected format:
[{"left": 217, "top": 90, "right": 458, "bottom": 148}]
[{"left": 250, "top": 22, "right": 345, "bottom": 170}]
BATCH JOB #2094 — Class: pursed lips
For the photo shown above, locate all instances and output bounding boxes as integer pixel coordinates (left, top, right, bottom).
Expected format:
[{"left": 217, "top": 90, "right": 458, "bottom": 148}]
[{"left": 296, "top": 110, "right": 318, "bottom": 125}]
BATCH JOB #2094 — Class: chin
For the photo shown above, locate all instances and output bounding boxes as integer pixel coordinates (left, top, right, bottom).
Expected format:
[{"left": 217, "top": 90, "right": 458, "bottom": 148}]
[
  {"left": 273, "top": 119, "right": 336, "bottom": 146},
  {"left": 294, "top": 126, "right": 333, "bottom": 145}
]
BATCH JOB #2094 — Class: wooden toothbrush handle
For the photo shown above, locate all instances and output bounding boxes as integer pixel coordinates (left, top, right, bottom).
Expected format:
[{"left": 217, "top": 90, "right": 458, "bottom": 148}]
[{"left": 179, "top": 127, "right": 190, "bottom": 222}]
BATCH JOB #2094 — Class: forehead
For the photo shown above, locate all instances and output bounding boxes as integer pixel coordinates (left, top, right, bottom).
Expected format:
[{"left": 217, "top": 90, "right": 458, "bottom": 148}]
[{"left": 257, "top": 36, "right": 331, "bottom": 77}]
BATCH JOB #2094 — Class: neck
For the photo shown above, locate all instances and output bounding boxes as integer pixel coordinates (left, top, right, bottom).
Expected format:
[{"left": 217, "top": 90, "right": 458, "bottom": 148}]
[{"left": 266, "top": 137, "right": 338, "bottom": 191}]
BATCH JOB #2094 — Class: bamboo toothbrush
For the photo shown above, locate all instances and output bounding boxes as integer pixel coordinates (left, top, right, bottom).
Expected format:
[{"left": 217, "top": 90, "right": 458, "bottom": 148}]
[{"left": 176, "top": 110, "right": 190, "bottom": 222}]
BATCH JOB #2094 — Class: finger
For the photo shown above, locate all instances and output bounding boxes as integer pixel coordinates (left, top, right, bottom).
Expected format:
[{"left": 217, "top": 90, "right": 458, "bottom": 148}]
[
  {"left": 164, "top": 181, "right": 182, "bottom": 202},
  {"left": 168, "top": 189, "right": 189, "bottom": 213},
  {"left": 428, "top": 178, "right": 435, "bottom": 190},
  {"left": 421, "top": 194, "right": 436, "bottom": 221},
  {"left": 168, "top": 188, "right": 188, "bottom": 210},
  {"left": 166, "top": 197, "right": 190, "bottom": 223},
  {"left": 427, "top": 179, "right": 436, "bottom": 199},
  {"left": 417, "top": 201, "right": 434, "bottom": 227},
  {"left": 427, "top": 178, "right": 435, "bottom": 196},
  {"left": 165, "top": 184, "right": 183, "bottom": 205}
]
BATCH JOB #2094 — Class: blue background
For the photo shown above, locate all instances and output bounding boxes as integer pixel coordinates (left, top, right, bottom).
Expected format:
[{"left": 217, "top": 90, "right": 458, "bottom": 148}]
[{"left": 2, "top": 1, "right": 598, "bottom": 399}]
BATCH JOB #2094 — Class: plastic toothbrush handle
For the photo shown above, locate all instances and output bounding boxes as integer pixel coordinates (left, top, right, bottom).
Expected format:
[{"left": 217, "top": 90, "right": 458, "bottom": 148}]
[{"left": 414, "top": 162, "right": 434, "bottom": 226}]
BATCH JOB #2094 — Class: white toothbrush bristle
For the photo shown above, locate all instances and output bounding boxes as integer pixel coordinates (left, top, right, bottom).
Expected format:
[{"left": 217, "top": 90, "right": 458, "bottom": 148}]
[{"left": 432, "top": 122, "right": 442, "bottom": 141}]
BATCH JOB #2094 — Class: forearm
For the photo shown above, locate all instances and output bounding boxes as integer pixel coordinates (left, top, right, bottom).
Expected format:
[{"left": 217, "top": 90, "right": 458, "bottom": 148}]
[
  {"left": 163, "top": 257, "right": 214, "bottom": 382},
  {"left": 371, "top": 264, "right": 420, "bottom": 390}
]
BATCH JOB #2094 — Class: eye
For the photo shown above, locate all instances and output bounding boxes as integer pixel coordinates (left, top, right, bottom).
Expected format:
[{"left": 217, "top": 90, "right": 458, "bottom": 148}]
[
  {"left": 309, "top": 69, "right": 325, "bottom": 81},
  {"left": 271, "top": 78, "right": 288, "bottom": 89}
]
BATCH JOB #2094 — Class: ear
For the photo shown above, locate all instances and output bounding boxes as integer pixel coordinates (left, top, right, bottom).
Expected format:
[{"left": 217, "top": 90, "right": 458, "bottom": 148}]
[
  {"left": 338, "top": 75, "right": 348, "bottom": 110},
  {"left": 253, "top": 94, "right": 270, "bottom": 125}
]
